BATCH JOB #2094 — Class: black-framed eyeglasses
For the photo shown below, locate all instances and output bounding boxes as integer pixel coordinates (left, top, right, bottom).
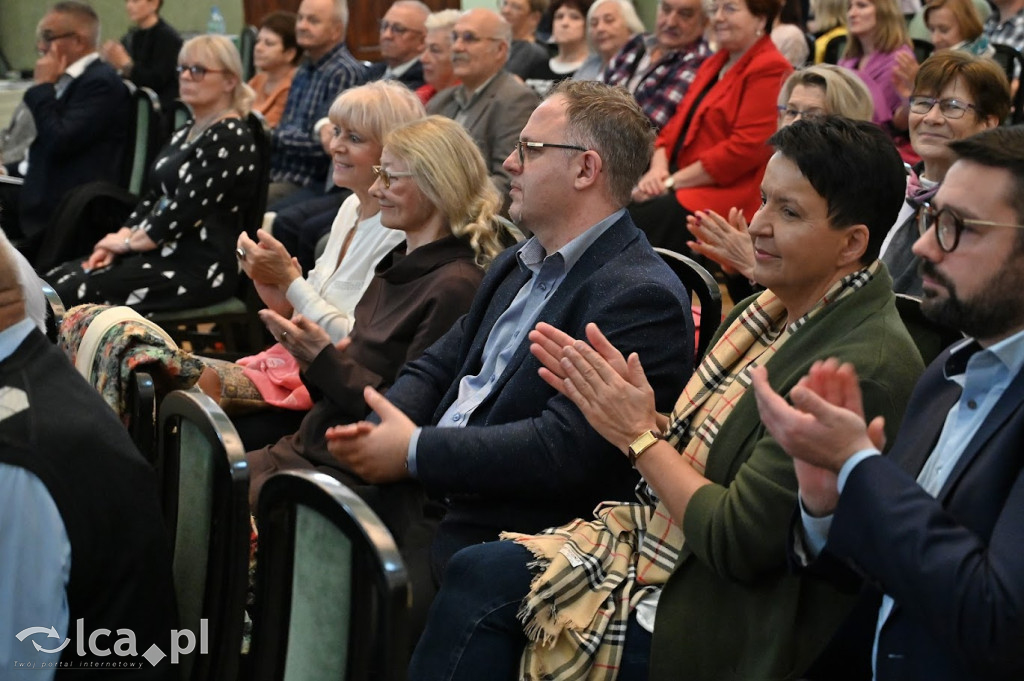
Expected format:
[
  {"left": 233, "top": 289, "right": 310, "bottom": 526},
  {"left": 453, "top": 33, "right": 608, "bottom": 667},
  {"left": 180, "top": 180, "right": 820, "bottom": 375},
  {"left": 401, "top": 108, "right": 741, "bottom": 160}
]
[
  {"left": 451, "top": 31, "right": 504, "bottom": 45},
  {"left": 379, "top": 20, "right": 423, "bottom": 36},
  {"left": 512, "top": 140, "right": 588, "bottom": 165},
  {"left": 176, "top": 64, "right": 225, "bottom": 81},
  {"left": 36, "top": 31, "right": 77, "bottom": 55},
  {"left": 776, "top": 105, "right": 826, "bottom": 123},
  {"left": 372, "top": 165, "right": 415, "bottom": 189},
  {"left": 908, "top": 96, "right": 977, "bottom": 120},
  {"left": 918, "top": 202, "right": 1024, "bottom": 252}
]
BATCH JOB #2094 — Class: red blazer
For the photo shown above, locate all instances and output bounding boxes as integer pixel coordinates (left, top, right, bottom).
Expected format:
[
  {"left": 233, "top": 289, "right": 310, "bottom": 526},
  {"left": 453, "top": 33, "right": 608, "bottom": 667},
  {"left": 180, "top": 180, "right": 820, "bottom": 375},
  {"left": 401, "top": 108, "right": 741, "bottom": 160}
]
[{"left": 656, "top": 35, "right": 792, "bottom": 221}]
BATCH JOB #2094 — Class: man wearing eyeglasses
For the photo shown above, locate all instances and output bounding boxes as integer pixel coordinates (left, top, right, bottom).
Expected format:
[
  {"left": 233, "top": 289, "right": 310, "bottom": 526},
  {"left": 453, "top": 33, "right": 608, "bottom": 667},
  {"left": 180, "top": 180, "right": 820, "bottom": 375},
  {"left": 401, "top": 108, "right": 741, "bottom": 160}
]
[
  {"left": 3, "top": 1, "right": 130, "bottom": 250},
  {"left": 325, "top": 81, "right": 692, "bottom": 583},
  {"left": 365, "top": 1, "right": 429, "bottom": 89},
  {"left": 752, "top": 125, "right": 1024, "bottom": 680},
  {"left": 427, "top": 9, "right": 540, "bottom": 209}
]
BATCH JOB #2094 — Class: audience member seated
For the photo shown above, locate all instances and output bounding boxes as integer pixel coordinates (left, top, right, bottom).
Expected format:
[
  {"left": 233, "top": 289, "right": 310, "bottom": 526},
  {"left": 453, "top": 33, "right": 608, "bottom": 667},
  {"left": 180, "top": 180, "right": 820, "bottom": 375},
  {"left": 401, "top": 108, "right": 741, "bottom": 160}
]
[
  {"left": 573, "top": 0, "right": 644, "bottom": 81},
  {"left": 5, "top": 1, "right": 130, "bottom": 246},
  {"left": 524, "top": 0, "right": 593, "bottom": 96},
  {"left": 840, "top": 0, "right": 917, "bottom": 161},
  {"left": 408, "top": 116, "right": 923, "bottom": 681},
  {"left": 880, "top": 51, "right": 1008, "bottom": 296},
  {"left": 101, "top": 0, "right": 183, "bottom": 122},
  {"left": 248, "top": 11, "right": 301, "bottom": 128},
  {"left": 367, "top": 1, "right": 430, "bottom": 89},
  {"left": 321, "top": 82, "right": 692, "bottom": 585},
  {"left": 0, "top": 103, "right": 36, "bottom": 239},
  {"left": 267, "top": 0, "right": 366, "bottom": 208},
  {"left": 604, "top": 0, "right": 712, "bottom": 129},
  {"left": 417, "top": 10, "right": 461, "bottom": 104},
  {"left": 198, "top": 81, "right": 425, "bottom": 449},
  {"left": 811, "top": 0, "right": 848, "bottom": 61},
  {"left": 501, "top": 0, "right": 551, "bottom": 78},
  {"left": 688, "top": 64, "right": 873, "bottom": 302},
  {"left": 427, "top": 9, "right": 541, "bottom": 208},
  {"left": 0, "top": 233, "right": 177, "bottom": 679},
  {"left": 246, "top": 115, "right": 509, "bottom": 633},
  {"left": 773, "top": 0, "right": 811, "bottom": 66},
  {"left": 629, "top": 0, "right": 792, "bottom": 254},
  {"left": 46, "top": 35, "right": 260, "bottom": 313},
  {"left": 753, "top": 125, "right": 1024, "bottom": 681},
  {"left": 983, "top": 0, "right": 1024, "bottom": 59},
  {"left": 925, "top": 0, "right": 993, "bottom": 54}
]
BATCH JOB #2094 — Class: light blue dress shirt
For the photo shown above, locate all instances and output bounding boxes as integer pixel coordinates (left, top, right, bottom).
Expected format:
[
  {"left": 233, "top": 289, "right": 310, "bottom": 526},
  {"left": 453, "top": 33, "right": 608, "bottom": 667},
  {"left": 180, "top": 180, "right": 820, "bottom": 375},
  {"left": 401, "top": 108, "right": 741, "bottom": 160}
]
[
  {"left": 800, "top": 328, "right": 1024, "bottom": 679},
  {"left": 0, "top": 319, "right": 71, "bottom": 680},
  {"left": 406, "top": 209, "right": 625, "bottom": 475}
]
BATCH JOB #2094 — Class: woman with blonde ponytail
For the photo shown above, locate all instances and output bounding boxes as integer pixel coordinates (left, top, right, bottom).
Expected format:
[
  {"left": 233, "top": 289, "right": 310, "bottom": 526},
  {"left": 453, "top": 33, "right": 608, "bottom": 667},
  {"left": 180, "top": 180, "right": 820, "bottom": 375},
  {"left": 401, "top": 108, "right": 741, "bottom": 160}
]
[{"left": 245, "top": 115, "right": 514, "bottom": 505}]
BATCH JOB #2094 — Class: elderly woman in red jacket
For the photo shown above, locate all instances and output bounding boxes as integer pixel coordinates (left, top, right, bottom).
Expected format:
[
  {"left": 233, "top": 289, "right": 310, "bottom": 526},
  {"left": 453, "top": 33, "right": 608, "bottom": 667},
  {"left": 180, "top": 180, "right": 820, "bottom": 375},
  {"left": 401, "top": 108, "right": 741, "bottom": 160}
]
[{"left": 629, "top": 0, "right": 791, "bottom": 254}]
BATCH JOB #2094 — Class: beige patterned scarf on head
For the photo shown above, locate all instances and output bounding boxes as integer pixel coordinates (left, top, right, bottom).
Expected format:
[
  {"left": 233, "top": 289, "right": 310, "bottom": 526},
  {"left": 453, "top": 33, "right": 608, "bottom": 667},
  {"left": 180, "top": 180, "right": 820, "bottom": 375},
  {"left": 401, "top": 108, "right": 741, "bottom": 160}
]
[{"left": 502, "top": 264, "right": 878, "bottom": 681}]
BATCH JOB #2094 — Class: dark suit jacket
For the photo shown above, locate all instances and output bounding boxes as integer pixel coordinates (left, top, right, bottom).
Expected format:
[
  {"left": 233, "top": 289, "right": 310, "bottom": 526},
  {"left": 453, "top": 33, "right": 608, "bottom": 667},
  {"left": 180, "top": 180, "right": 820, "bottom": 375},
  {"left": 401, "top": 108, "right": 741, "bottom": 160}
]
[
  {"left": 365, "top": 58, "right": 425, "bottom": 90},
  {"left": 382, "top": 212, "right": 694, "bottom": 573},
  {"left": 807, "top": 342, "right": 1024, "bottom": 680},
  {"left": 427, "top": 70, "right": 540, "bottom": 200},
  {"left": 20, "top": 58, "right": 130, "bottom": 236}
]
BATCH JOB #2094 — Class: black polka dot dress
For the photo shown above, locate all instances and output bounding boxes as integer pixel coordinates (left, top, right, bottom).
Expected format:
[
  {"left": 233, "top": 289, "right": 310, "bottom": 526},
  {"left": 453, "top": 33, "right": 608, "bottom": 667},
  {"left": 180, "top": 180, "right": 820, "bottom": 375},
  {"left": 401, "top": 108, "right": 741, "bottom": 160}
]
[{"left": 47, "top": 118, "right": 260, "bottom": 313}]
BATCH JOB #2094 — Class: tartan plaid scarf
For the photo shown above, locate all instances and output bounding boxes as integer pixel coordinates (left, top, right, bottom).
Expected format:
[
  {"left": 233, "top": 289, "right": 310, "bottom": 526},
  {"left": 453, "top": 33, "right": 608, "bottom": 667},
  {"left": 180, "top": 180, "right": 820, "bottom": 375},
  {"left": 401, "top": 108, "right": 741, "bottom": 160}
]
[{"left": 502, "top": 263, "right": 878, "bottom": 681}]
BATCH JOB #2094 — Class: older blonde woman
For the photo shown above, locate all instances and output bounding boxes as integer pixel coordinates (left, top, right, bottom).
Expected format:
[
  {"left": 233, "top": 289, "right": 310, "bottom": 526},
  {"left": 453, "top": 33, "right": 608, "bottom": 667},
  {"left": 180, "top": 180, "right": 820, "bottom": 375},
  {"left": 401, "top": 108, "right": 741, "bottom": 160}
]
[
  {"left": 47, "top": 35, "right": 259, "bottom": 313},
  {"left": 198, "top": 81, "right": 426, "bottom": 446},
  {"left": 573, "top": 0, "right": 644, "bottom": 81}
]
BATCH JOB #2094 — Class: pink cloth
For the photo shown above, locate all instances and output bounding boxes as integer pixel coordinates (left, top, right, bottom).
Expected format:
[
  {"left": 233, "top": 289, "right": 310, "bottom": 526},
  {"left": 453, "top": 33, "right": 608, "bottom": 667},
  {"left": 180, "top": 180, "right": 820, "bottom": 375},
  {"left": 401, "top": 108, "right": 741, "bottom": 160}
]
[{"left": 236, "top": 343, "right": 313, "bottom": 410}]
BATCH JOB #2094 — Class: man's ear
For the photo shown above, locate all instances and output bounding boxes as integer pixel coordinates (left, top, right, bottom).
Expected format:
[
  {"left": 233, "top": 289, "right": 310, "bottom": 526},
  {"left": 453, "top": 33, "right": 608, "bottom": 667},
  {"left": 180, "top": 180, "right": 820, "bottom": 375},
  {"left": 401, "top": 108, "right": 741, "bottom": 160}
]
[{"left": 573, "top": 149, "right": 603, "bottom": 190}]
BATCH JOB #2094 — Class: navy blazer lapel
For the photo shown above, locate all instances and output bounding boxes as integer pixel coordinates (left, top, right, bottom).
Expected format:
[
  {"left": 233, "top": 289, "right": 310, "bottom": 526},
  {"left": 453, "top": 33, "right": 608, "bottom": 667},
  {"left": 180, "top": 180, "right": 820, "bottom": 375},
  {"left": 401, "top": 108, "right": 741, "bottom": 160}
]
[
  {"left": 892, "top": 375, "right": 961, "bottom": 478},
  {"left": 938, "top": 366, "right": 1024, "bottom": 500},
  {"left": 494, "top": 214, "right": 639, "bottom": 383}
]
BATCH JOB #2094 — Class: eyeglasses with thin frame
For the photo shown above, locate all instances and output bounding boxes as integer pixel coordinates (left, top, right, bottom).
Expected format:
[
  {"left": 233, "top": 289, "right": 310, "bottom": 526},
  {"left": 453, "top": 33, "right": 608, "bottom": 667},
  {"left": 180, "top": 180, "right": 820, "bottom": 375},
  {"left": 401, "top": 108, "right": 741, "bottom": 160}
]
[
  {"left": 776, "top": 105, "right": 826, "bottom": 123},
  {"left": 372, "top": 165, "right": 415, "bottom": 189},
  {"left": 917, "top": 202, "right": 1024, "bottom": 252},
  {"left": 176, "top": 64, "right": 226, "bottom": 81},
  {"left": 379, "top": 20, "right": 423, "bottom": 36},
  {"left": 451, "top": 31, "right": 504, "bottom": 45},
  {"left": 36, "top": 31, "right": 77, "bottom": 55},
  {"left": 512, "top": 140, "right": 588, "bottom": 165},
  {"left": 908, "top": 96, "right": 977, "bottom": 119}
]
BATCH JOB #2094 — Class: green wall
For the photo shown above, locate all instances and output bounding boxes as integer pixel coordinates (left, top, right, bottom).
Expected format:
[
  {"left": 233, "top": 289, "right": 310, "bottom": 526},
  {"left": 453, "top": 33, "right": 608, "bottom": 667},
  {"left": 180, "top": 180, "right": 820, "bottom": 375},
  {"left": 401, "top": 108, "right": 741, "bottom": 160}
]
[{"left": 1, "top": 0, "right": 245, "bottom": 74}]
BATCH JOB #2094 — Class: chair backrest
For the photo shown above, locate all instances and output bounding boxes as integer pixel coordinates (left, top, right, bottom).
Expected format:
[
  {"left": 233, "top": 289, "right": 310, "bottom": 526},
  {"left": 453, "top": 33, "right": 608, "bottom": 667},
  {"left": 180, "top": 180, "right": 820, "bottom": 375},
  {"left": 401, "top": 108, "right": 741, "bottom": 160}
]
[
  {"left": 128, "top": 370, "right": 157, "bottom": 463},
  {"left": 41, "top": 279, "right": 65, "bottom": 343},
  {"left": 990, "top": 44, "right": 1024, "bottom": 124},
  {"left": 822, "top": 33, "right": 847, "bottom": 64},
  {"left": 893, "top": 293, "right": 963, "bottom": 365},
  {"left": 157, "top": 389, "right": 249, "bottom": 681},
  {"left": 250, "top": 470, "right": 411, "bottom": 681},
  {"left": 122, "top": 85, "right": 163, "bottom": 195},
  {"left": 242, "top": 112, "right": 273, "bottom": 240},
  {"left": 655, "top": 248, "right": 723, "bottom": 363},
  {"left": 240, "top": 25, "right": 259, "bottom": 81},
  {"left": 911, "top": 38, "right": 934, "bottom": 65}
]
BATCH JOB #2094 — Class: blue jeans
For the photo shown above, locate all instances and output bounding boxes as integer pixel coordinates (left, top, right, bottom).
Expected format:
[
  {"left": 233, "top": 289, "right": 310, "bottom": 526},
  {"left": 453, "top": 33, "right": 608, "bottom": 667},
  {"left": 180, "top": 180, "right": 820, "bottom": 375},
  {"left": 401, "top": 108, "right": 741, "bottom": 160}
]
[{"left": 408, "top": 541, "right": 652, "bottom": 680}]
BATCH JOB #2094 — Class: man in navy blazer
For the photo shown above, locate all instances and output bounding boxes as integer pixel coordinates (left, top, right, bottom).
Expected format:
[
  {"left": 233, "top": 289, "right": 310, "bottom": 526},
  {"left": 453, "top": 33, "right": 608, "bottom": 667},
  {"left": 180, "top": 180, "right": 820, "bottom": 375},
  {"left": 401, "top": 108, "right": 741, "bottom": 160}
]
[
  {"left": 11, "top": 2, "right": 130, "bottom": 242},
  {"left": 326, "top": 80, "right": 694, "bottom": 579},
  {"left": 752, "top": 126, "right": 1024, "bottom": 680}
]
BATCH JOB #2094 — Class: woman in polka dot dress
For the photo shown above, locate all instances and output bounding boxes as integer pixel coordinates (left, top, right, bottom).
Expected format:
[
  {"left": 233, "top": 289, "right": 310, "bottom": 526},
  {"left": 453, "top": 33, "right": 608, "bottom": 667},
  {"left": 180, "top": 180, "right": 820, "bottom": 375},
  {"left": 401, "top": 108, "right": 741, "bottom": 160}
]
[{"left": 47, "top": 34, "right": 260, "bottom": 313}]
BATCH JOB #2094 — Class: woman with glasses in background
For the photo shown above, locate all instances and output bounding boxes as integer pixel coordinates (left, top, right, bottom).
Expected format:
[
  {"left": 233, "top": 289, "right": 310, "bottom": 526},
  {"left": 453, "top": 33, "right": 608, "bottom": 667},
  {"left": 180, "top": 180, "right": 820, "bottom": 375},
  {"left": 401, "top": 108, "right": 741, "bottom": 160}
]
[
  {"left": 47, "top": 35, "right": 260, "bottom": 313},
  {"left": 879, "top": 51, "right": 1009, "bottom": 296},
  {"left": 687, "top": 64, "right": 873, "bottom": 303}
]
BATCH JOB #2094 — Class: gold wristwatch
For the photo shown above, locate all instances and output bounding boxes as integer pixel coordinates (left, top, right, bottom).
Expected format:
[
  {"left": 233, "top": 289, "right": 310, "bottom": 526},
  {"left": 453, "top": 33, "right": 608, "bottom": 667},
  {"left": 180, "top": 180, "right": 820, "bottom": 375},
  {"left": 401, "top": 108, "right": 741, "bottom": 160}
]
[{"left": 627, "top": 430, "right": 661, "bottom": 467}]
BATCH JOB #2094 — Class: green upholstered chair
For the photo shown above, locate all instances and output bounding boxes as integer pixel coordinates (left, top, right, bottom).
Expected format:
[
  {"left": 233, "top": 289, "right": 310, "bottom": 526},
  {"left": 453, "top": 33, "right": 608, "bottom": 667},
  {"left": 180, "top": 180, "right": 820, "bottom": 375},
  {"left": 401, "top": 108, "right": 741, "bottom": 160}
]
[
  {"left": 250, "top": 470, "right": 411, "bottom": 681},
  {"left": 157, "top": 389, "right": 250, "bottom": 681}
]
